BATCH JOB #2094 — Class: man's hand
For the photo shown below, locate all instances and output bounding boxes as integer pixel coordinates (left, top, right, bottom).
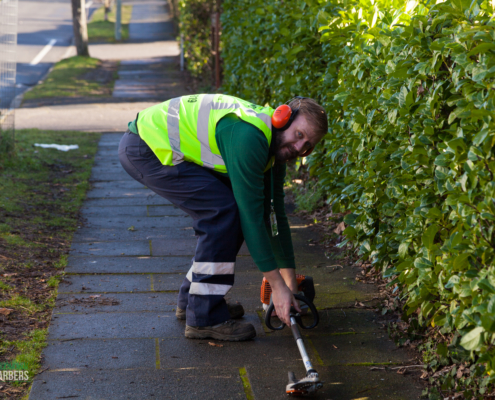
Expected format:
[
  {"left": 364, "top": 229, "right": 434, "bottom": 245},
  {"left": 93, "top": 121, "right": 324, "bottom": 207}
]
[{"left": 263, "top": 269, "right": 301, "bottom": 326}]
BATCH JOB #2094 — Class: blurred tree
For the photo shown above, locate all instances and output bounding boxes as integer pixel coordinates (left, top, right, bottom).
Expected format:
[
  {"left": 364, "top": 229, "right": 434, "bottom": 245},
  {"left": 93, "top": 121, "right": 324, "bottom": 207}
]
[{"left": 71, "top": 0, "right": 90, "bottom": 56}]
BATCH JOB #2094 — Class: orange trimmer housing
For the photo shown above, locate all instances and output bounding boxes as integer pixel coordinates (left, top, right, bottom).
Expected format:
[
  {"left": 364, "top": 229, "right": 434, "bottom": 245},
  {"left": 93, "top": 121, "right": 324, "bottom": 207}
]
[{"left": 260, "top": 274, "right": 314, "bottom": 305}]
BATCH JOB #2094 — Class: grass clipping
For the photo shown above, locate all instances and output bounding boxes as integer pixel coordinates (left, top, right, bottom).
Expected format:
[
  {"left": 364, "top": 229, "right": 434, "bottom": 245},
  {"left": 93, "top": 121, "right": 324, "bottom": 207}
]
[
  {"left": 23, "top": 56, "right": 117, "bottom": 100},
  {"left": 88, "top": 5, "right": 133, "bottom": 42},
  {"left": 0, "top": 129, "right": 100, "bottom": 399}
]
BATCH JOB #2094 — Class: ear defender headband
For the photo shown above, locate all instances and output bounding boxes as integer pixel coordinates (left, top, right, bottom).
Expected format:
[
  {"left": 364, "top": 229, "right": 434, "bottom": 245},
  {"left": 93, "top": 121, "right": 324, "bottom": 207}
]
[{"left": 271, "top": 96, "right": 314, "bottom": 157}]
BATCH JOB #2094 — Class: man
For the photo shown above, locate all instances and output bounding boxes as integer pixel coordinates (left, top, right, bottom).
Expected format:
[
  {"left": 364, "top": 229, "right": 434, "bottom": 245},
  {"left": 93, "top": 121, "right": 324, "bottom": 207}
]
[{"left": 118, "top": 94, "right": 328, "bottom": 341}]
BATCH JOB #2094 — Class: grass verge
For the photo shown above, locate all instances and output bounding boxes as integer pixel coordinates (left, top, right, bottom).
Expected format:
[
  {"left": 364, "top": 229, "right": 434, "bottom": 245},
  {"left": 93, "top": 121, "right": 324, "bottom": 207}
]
[
  {"left": 23, "top": 56, "right": 118, "bottom": 100},
  {"left": 88, "top": 5, "right": 133, "bottom": 42},
  {"left": 0, "top": 129, "right": 100, "bottom": 399}
]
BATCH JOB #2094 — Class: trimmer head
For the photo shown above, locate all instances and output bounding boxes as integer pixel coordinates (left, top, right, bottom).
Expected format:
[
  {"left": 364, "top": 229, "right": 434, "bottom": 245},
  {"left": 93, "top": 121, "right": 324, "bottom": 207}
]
[{"left": 286, "top": 371, "right": 323, "bottom": 396}]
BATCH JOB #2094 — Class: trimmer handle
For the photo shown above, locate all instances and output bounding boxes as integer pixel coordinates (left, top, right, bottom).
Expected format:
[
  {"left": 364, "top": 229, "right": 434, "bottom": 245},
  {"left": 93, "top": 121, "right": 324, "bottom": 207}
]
[{"left": 265, "top": 293, "right": 319, "bottom": 331}]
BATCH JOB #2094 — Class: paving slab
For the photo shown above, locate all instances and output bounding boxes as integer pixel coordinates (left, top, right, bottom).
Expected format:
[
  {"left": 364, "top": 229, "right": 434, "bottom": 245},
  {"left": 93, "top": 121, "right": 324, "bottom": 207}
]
[
  {"left": 85, "top": 187, "right": 156, "bottom": 198},
  {"left": 89, "top": 41, "right": 180, "bottom": 61},
  {"left": 59, "top": 273, "right": 184, "bottom": 293},
  {"left": 159, "top": 335, "right": 300, "bottom": 369},
  {"left": 311, "top": 333, "right": 411, "bottom": 365},
  {"left": 43, "top": 338, "right": 156, "bottom": 370},
  {"left": 72, "top": 226, "right": 195, "bottom": 242},
  {"left": 90, "top": 180, "right": 146, "bottom": 189},
  {"left": 29, "top": 368, "right": 245, "bottom": 400},
  {"left": 98, "top": 140, "right": 121, "bottom": 146},
  {"left": 55, "top": 292, "right": 178, "bottom": 313},
  {"left": 80, "top": 205, "right": 186, "bottom": 217},
  {"left": 48, "top": 312, "right": 184, "bottom": 339},
  {"left": 65, "top": 255, "right": 257, "bottom": 274},
  {"left": 66, "top": 255, "right": 193, "bottom": 274},
  {"left": 70, "top": 240, "right": 151, "bottom": 257},
  {"left": 90, "top": 170, "right": 132, "bottom": 181},
  {"left": 59, "top": 273, "right": 153, "bottom": 293},
  {"left": 79, "top": 216, "right": 192, "bottom": 229},
  {"left": 84, "top": 196, "right": 172, "bottom": 206}
]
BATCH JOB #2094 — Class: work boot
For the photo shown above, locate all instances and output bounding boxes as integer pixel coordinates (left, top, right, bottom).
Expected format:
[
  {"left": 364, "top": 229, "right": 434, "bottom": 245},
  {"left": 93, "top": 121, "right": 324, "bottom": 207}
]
[
  {"left": 176, "top": 302, "right": 244, "bottom": 320},
  {"left": 185, "top": 320, "right": 256, "bottom": 341}
]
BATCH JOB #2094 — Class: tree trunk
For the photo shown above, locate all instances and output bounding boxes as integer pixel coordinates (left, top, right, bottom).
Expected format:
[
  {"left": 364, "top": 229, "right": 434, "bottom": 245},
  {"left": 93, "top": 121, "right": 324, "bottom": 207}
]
[{"left": 71, "top": 0, "right": 90, "bottom": 56}]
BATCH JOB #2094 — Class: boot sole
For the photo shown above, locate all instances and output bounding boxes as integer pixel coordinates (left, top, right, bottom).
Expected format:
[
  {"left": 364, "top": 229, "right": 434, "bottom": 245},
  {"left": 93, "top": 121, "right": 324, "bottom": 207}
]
[{"left": 185, "top": 328, "right": 256, "bottom": 341}]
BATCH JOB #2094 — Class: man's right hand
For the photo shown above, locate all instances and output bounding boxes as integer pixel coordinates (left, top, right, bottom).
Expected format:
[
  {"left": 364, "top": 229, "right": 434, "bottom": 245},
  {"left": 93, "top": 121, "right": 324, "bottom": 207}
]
[{"left": 263, "top": 270, "right": 301, "bottom": 326}]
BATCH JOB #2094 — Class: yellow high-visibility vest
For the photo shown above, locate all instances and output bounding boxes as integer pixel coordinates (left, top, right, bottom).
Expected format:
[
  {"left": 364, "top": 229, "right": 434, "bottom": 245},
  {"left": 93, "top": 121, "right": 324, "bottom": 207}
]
[{"left": 136, "top": 94, "right": 275, "bottom": 173}]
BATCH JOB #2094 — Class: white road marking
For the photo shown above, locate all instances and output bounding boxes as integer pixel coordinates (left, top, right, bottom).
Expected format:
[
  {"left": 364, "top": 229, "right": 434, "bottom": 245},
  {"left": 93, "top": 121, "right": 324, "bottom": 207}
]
[{"left": 30, "top": 39, "right": 57, "bottom": 66}]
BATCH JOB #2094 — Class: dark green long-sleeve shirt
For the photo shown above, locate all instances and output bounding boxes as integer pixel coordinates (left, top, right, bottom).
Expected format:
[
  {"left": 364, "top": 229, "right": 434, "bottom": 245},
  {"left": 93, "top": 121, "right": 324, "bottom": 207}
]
[{"left": 128, "top": 114, "right": 295, "bottom": 272}]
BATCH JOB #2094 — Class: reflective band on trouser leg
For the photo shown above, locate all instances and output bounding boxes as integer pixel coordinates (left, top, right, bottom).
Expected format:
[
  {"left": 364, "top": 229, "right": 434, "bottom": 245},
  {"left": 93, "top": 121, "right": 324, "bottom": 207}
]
[
  {"left": 186, "top": 262, "right": 234, "bottom": 282},
  {"left": 192, "top": 261, "right": 234, "bottom": 275},
  {"left": 167, "top": 97, "right": 184, "bottom": 164},
  {"left": 186, "top": 266, "right": 193, "bottom": 282},
  {"left": 189, "top": 282, "right": 232, "bottom": 296}
]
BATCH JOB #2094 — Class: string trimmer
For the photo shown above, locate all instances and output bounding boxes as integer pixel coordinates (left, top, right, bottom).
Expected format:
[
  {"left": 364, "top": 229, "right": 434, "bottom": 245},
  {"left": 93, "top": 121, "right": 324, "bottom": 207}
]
[{"left": 261, "top": 276, "right": 323, "bottom": 396}]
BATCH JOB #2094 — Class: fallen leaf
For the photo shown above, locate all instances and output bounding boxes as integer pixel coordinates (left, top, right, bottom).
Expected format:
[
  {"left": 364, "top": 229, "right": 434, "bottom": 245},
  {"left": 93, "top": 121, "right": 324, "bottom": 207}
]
[
  {"left": 208, "top": 342, "right": 223, "bottom": 347},
  {"left": 128, "top": 226, "right": 136, "bottom": 231},
  {"left": 0, "top": 308, "right": 13, "bottom": 316},
  {"left": 333, "top": 221, "right": 346, "bottom": 235},
  {"left": 397, "top": 367, "right": 407, "bottom": 375},
  {"left": 112, "top": 356, "right": 118, "bottom": 359},
  {"left": 332, "top": 344, "right": 338, "bottom": 349},
  {"left": 420, "top": 371, "right": 429, "bottom": 380},
  {"left": 2, "top": 273, "right": 16, "bottom": 277},
  {"left": 89, "top": 295, "right": 101, "bottom": 299}
]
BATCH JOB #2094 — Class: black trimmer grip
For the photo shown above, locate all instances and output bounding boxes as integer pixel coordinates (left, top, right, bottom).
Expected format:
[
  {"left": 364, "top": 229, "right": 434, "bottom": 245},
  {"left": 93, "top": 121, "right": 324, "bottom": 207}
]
[
  {"left": 265, "top": 302, "right": 285, "bottom": 330},
  {"left": 264, "top": 294, "right": 319, "bottom": 330}
]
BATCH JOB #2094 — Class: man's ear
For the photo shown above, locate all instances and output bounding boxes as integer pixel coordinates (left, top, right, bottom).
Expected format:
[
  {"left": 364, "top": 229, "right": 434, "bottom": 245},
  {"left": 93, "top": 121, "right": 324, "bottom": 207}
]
[{"left": 301, "top": 147, "right": 314, "bottom": 157}]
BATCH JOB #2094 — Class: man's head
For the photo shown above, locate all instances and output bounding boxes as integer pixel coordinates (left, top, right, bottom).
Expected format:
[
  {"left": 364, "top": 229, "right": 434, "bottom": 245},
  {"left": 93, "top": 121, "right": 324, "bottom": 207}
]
[{"left": 272, "top": 97, "right": 328, "bottom": 163}]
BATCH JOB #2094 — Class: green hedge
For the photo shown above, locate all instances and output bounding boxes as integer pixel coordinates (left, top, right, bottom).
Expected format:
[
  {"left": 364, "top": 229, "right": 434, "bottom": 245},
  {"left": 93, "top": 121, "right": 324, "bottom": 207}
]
[
  {"left": 178, "top": 0, "right": 495, "bottom": 392},
  {"left": 220, "top": 0, "right": 495, "bottom": 393}
]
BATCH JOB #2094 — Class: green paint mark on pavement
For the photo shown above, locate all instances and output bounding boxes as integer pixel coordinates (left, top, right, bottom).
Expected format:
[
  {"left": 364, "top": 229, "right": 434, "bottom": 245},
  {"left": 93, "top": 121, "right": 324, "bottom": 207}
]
[
  {"left": 239, "top": 367, "right": 255, "bottom": 400},
  {"left": 256, "top": 310, "right": 271, "bottom": 334},
  {"left": 155, "top": 338, "right": 160, "bottom": 369},
  {"left": 304, "top": 336, "right": 325, "bottom": 366}
]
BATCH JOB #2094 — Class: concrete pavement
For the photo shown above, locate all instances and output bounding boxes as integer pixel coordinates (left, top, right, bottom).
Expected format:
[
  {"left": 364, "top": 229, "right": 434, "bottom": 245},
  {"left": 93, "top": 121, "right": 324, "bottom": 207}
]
[{"left": 25, "top": 1, "right": 424, "bottom": 399}]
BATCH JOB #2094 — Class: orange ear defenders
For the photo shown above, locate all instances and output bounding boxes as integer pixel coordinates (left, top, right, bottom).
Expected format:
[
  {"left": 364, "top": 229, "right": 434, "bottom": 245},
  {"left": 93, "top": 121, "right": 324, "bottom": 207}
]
[{"left": 272, "top": 96, "right": 315, "bottom": 157}]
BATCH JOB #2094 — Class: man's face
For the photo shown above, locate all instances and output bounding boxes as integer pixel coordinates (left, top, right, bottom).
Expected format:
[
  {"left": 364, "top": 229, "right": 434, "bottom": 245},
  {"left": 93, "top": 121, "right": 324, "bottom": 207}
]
[{"left": 273, "top": 113, "right": 319, "bottom": 163}]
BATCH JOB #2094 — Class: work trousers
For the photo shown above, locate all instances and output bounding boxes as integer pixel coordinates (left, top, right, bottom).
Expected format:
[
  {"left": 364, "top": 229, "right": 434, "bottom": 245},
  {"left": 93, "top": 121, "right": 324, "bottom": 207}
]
[{"left": 118, "top": 131, "right": 244, "bottom": 327}]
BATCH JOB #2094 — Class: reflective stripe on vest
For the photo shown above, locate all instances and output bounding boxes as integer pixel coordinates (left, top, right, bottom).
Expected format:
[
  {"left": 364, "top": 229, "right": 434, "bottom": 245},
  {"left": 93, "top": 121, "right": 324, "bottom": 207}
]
[{"left": 136, "top": 94, "right": 275, "bottom": 173}]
